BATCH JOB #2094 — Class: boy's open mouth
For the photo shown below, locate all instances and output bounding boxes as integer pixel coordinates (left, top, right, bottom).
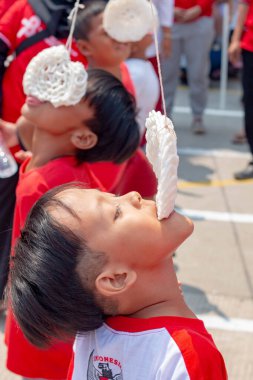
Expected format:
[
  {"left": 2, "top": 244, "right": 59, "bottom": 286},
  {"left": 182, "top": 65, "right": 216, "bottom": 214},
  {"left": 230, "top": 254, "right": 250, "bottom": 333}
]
[{"left": 26, "top": 96, "right": 45, "bottom": 107}]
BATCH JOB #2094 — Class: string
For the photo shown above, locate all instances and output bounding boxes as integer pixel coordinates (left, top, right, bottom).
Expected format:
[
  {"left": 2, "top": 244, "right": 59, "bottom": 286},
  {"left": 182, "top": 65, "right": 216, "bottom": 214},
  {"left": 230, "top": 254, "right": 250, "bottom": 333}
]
[
  {"left": 149, "top": 0, "right": 168, "bottom": 126},
  {"left": 66, "top": 0, "right": 85, "bottom": 54}
]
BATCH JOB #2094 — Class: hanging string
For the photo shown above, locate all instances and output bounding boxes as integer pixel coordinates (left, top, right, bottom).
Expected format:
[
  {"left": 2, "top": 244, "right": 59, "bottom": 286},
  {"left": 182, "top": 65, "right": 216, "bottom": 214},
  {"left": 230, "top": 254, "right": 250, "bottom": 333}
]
[
  {"left": 66, "top": 0, "right": 85, "bottom": 54},
  {"left": 149, "top": 0, "right": 168, "bottom": 126}
]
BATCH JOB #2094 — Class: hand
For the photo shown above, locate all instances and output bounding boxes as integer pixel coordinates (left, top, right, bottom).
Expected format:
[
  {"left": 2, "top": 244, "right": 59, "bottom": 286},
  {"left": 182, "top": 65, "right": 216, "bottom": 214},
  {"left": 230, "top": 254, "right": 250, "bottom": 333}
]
[
  {"left": 228, "top": 40, "right": 241, "bottom": 65},
  {"left": 14, "top": 149, "right": 32, "bottom": 163},
  {"left": 161, "top": 35, "right": 171, "bottom": 58},
  {"left": 0, "top": 118, "right": 18, "bottom": 147},
  {"left": 180, "top": 6, "right": 202, "bottom": 23},
  {"left": 174, "top": 7, "right": 186, "bottom": 23}
]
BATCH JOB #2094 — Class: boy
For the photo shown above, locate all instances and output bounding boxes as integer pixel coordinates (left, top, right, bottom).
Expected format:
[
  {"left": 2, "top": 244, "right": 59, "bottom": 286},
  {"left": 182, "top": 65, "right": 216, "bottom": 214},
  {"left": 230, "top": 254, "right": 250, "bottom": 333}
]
[
  {"left": 10, "top": 183, "right": 228, "bottom": 379},
  {"left": 74, "top": 0, "right": 133, "bottom": 94},
  {"left": 74, "top": 0, "right": 157, "bottom": 197},
  {"left": 4, "top": 68, "right": 140, "bottom": 380}
]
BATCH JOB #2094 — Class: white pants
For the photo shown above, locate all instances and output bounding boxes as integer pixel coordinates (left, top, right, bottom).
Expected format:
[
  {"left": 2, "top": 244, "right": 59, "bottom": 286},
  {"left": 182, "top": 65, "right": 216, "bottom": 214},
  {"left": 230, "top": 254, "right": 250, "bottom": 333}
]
[{"left": 162, "top": 17, "right": 214, "bottom": 118}]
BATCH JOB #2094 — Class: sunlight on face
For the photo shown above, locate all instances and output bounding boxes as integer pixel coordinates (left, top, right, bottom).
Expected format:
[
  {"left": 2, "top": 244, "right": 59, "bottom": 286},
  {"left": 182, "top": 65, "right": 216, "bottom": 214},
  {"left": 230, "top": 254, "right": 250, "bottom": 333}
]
[{"left": 52, "top": 188, "right": 194, "bottom": 270}]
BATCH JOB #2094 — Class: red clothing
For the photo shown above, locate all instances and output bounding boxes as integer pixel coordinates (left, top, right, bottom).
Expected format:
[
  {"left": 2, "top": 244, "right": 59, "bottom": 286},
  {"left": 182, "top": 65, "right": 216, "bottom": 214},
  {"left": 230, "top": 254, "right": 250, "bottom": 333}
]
[
  {"left": 89, "top": 148, "right": 157, "bottom": 197},
  {"left": 5, "top": 156, "right": 104, "bottom": 379},
  {"left": 0, "top": 0, "right": 87, "bottom": 123},
  {"left": 120, "top": 61, "right": 136, "bottom": 97},
  {"left": 68, "top": 316, "right": 227, "bottom": 380},
  {"left": 88, "top": 64, "right": 157, "bottom": 198},
  {"left": 175, "top": 0, "right": 213, "bottom": 18},
  {"left": 0, "top": 0, "right": 15, "bottom": 17},
  {"left": 241, "top": 1, "right": 253, "bottom": 52}
]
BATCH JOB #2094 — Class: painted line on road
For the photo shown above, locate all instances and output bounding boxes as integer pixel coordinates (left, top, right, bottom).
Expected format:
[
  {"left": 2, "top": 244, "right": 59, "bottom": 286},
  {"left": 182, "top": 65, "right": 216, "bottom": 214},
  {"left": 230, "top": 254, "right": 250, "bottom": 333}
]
[
  {"left": 174, "top": 106, "right": 243, "bottom": 118},
  {"left": 178, "top": 208, "right": 253, "bottom": 224},
  {"left": 178, "top": 178, "right": 253, "bottom": 189},
  {"left": 199, "top": 315, "right": 253, "bottom": 333},
  {"left": 178, "top": 147, "right": 249, "bottom": 158}
]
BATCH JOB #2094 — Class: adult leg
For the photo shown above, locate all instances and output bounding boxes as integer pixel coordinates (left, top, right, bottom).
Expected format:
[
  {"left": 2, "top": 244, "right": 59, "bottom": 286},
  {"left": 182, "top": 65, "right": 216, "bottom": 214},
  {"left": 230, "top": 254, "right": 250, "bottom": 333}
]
[
  {"left": 184, "top": 17, "right": 214, "bottom": 131},
  {"left": 242, "top": 49, "right": 253, "bottom": 155},
  {"left": 161, "top": 25, "right": 183, "bottom": 117},
  {"left": 234, "top": 49, "right": 253, "bottom": 179}
]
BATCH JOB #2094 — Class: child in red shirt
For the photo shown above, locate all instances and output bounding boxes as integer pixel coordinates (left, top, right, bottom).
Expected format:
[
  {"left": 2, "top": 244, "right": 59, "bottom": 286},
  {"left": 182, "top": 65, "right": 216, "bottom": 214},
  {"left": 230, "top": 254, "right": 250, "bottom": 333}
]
[
  {"left": 10, "top": 184, "right": 228, "bottom": 379},
  {"left": 74, "top": 0, "right": 157, "bottom": 198},
  {"left": 5, "top": 67, "right": 140, "bottom": 379}
]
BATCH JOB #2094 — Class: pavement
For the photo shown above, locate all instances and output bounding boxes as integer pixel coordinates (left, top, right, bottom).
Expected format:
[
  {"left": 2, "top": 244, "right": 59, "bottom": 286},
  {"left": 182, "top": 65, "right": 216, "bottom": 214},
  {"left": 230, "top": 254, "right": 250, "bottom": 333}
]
[{"left": 1, "top": 78, "right": 253, "bottom": 379}]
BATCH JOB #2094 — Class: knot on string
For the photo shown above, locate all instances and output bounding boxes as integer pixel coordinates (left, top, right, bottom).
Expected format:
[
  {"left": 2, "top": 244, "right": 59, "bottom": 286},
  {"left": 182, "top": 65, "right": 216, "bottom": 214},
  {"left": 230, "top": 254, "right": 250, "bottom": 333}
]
[{"left": 66, "top": 0, "right": 85, "bottom": 53}]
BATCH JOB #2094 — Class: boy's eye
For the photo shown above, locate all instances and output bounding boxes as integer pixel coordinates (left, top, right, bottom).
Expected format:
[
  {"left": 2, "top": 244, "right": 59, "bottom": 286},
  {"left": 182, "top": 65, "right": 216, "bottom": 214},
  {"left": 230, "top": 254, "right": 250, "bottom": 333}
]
[{"left": 114, "top": 205, "right": 122, "bottom": 221}]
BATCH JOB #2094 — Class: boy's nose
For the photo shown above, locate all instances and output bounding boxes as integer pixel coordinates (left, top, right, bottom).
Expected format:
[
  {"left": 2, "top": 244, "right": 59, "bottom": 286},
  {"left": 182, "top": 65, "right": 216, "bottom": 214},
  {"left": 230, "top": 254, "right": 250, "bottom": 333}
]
[{"left": 123, "top": 191, "right": 142, "bottom": 208}]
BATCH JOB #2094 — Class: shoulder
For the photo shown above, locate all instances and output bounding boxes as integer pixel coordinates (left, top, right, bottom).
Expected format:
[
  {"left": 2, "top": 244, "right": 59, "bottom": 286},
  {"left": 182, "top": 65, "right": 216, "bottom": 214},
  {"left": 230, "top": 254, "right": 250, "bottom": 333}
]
[{"left": 164, "top": 320, "right": 228, "bottom": 379}]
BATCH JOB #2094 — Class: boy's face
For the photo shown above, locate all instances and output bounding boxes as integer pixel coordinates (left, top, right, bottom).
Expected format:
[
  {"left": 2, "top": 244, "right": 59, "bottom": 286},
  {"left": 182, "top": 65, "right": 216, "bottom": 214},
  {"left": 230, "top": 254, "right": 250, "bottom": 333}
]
[
  {"left": 21, "top": 97, "right": 94, "bottom": 135},
  {"left": 53, "top": 188, "right": 194, "bottom": 269},
  {"left": 79, "top": 13, "right": 131, "bottom": 67}
]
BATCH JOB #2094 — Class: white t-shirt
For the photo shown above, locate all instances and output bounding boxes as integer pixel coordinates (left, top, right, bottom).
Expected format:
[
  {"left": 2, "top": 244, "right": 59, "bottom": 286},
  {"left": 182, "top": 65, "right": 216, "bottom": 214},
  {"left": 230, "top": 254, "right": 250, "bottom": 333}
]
[
  {"left": 146, "top": 0, "right": 174, "bottom": 58},
  {"left": 126, "top": 59, "right": 159, "bottom": 137},
  {"left": 68, "top": 316, "right": 227, "bottom": 380}
]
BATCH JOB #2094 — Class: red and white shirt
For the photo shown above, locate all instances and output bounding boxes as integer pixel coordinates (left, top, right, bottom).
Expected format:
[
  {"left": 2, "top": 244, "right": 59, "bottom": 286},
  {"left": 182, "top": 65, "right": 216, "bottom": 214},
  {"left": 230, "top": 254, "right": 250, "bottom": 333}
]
[{"left": 68, "top": 316, "right": 227, "bottom": 380}]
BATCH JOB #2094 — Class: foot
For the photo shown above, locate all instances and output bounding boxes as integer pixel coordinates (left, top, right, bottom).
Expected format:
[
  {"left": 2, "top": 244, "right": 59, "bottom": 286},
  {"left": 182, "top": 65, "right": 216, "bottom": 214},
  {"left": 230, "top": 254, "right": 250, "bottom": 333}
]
[
  {"left": 234, "top": 161, "right": 253, "bottom": 180},
  {"left": 191, "top": 118, "right": 206, "bottom": 135},
  {"left": 232, "top": 131, "right": 247, "bottom": 144}
]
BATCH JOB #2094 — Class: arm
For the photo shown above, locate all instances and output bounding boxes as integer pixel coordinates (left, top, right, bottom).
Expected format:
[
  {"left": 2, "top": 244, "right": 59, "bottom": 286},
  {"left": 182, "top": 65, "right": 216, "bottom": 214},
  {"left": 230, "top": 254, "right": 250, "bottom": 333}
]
[
  {"left": 0, "top": 118, "right": 18, "bottom": 147},
  {"left": 179, "top": 0, "right": 214, "bottom": 23},
  {"left": 156, "top": 0, "right": 174, "bottom": 57},
  {"left": 228, "top": 2, "right": 249, "bottom": 65}
]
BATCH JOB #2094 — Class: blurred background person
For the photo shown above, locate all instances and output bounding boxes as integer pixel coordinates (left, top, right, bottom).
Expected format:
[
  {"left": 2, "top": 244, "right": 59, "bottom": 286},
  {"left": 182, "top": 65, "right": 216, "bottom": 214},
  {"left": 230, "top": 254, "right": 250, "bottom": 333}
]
[
  {"left": 126, "top": 33, "right": 160, "bottom": 139},
  {"left": 146, "top": 0, "right": 174, "bottom": 112},
  {"left": 162, "top": 0, "right": 215, "bottom": 134},
  {"left": 229, "top": 0, "right": 253, "bottom": 179}
]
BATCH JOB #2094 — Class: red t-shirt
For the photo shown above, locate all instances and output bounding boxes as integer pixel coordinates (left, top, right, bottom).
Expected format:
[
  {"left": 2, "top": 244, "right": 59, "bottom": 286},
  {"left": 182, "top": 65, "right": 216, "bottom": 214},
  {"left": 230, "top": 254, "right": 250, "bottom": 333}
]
[
  {"left": 0, "top": 0, "right": 87, "bottom": 123},
  {"left": 241, "top": 1, "right": 253, "bottom": 52},
  {"left": 174, "top": 0, "right": 213, "bottom": 19},
  {"left": 5, "top": 156, "right": 104, "bottom": 379},
  {"left": 87, "top": 63, "right": 157, "bottom": 198},
  {"left": 68, "top": 316, "right": 227, "bottom": 379}
]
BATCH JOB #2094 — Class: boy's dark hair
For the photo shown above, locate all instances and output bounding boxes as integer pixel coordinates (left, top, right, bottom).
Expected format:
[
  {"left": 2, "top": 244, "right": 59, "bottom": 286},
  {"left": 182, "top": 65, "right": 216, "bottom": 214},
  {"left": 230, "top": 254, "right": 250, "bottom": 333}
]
[
  {"left": 80, "top": 68, "right": 140, "bottom": 164},
  {"left": 9, "top": 184, "right": 108, "bottom": 348},
  {"left": 74, "top": 1, "right": 106, "bottom": 41}
]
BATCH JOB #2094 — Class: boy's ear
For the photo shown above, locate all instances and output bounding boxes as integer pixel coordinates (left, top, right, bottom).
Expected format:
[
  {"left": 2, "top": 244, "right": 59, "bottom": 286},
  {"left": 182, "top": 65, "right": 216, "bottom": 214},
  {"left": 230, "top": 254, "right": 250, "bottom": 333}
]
[
  {"left": 71, "top": 128, "right": 98, "bottom": 150},
  {"left": 95, "top": 269, "right": 137, "bottom": 297},
  {"left": 77, "top": 39, "right": 93, "bottom": 57}
]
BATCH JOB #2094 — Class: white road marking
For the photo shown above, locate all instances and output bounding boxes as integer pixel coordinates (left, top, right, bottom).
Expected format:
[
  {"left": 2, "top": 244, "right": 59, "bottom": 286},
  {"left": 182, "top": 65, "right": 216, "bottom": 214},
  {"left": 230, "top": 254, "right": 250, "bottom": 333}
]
[
  {"left": 174, "top": 106, "right": 243, "bottom": 118},
  {"left": 178, "top": 147, "right": 249, "bottom": 158},
  {"left": 178, "top": 209, "right": 253, "bottom": 224},
  {"left": 199, "top": 315, "right": 253, "bottom": 333}
]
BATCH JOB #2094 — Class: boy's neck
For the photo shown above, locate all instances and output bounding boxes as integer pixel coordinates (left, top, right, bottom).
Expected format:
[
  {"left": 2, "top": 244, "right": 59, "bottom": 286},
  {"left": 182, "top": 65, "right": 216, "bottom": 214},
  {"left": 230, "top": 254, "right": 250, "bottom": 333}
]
[
  {"left": 123, "top": 258, "right": 196, "bottom": 320},
  {"left": 88, "top": 60, "right": 122, "bottom": 81},
  {"left": 26, "top": 127, "right": 75, "bottom": 171},
  {"left": 129, "top": 49, "right": 147, "bottom": 60}
]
